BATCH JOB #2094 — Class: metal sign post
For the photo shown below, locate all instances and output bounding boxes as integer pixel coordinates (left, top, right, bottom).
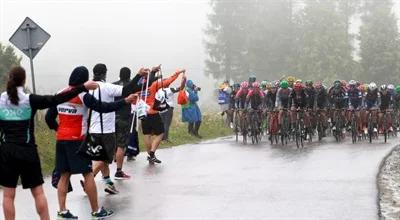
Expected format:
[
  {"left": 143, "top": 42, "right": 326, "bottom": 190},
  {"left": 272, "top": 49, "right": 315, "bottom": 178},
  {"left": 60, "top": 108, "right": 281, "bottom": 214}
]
[{"left": 9, "top": 17, "right": 50, "bottom": 94}]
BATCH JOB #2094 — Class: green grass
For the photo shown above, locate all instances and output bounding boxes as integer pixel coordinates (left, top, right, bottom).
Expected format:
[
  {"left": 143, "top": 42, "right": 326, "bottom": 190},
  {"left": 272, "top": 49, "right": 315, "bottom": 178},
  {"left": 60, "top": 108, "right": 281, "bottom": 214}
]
[{"left": 35, "top": 112, "right": 231, "bottom": 176}]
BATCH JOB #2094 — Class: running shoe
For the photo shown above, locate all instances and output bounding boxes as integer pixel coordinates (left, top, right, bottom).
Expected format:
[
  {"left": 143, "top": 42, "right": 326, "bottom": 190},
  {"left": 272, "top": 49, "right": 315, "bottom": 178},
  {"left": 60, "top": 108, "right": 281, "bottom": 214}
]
[
  {"left": 91, "top": 207, "right": 114, "bottom": 219},
  {"left": 147, "top": 156, "right": 162, "bottom": 164},
  {"left": 57, "top": 210, "right": 78, "bottom": 219},
  {"left": 114, "top": 171, "right": 131, "bottom": 180},
  {"left": 104, "top": 183, "right": 119, "bottom": 195}
]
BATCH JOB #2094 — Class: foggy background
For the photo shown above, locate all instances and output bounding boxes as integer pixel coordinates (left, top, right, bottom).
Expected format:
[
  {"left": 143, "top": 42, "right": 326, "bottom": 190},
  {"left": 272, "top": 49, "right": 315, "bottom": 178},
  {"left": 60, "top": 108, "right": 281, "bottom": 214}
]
[{"left": 0, "top": 0, "right": 216, "bottom": 106}]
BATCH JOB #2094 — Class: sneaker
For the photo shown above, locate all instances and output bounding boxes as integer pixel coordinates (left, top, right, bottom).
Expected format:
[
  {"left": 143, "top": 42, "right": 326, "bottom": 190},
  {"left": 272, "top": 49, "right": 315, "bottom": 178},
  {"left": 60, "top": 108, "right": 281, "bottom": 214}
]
[
  {"left": 91, "top": 207, "right": 114, "bottom": 219},
  {"left": 114, "top": 171, "right": 131, "bottom": 180},
  {"left": 332, "top": 126, "right": 336, "bottom": 131},
  {"left": 147, "top": 156, "right": 162, "bottom": 164},
  {"left": 104, "top": 183, "right": 119, "bottom": 195},
  {"left": 57, "top": 210, "right": 78, "bottom": 219}
]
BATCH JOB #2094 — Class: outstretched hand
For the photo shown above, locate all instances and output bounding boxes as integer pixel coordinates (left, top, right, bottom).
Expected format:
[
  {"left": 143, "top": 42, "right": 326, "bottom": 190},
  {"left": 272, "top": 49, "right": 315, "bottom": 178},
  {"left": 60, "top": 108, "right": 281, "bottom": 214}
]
[
  {"left": 124, "top": 94, "right": 138, "bottom": 104},
  {"left": 138, "top": 68, "right": 150, "bottom": 76},
  {"left": 83, "top": 81, "right": 98, "bottom": 90}
]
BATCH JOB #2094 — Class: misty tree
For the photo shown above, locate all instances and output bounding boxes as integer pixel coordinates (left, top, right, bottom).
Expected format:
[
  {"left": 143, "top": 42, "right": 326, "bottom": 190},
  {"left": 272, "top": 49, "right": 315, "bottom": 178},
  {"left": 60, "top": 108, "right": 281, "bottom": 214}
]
[
  {"left": 0, "top": 43, "right": 21, "bottom": 89},
  {"left": 359, "top": 0, "right": 400, "bottom": 84},
  {"left": 204, "top": 0, "right": 252, "bottom": 82},
  {"left": 294, "top": 0, "right": 357, "bottom": 82}
]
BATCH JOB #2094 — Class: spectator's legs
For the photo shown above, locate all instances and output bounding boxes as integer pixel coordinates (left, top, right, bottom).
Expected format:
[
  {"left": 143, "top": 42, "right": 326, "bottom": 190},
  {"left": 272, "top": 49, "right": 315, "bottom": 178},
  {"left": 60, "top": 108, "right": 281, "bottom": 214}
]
[
  {"left": 82, "top": 172, "right": 99, "bottom": 212},
  {"left": 143, "top": 135, "right": 152, "bottom": 154},
  {"left": 194, "top": 121, "right": 202, "bottom": 138},
  {"left": 163, "top": 107, "right": 174, "bottom": 141},
  {"left": 151, "top": 134, "right": 164, "bottom": 152},
  {"left": 188, "top": 123, "right": 194, "bottom": 135},
  {"left": 57, "top": 172, "right": 71, "bottom": 211},
  {"left": 3, "top": 187, "right": 16, "bottom": 220},
  {"left": 31, "top": 185, "right": 50, "bottom": 220},
  {"left": 115, "top": 147, "right": 125, "bottom": 172},
  {"left": 92, "top": 161, "right": 104, "bottom": 177}
]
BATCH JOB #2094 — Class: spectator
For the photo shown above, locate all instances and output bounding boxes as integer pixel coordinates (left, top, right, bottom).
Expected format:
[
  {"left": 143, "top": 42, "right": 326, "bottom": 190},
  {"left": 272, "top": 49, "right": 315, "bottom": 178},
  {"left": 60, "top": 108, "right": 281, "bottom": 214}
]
[
  {"left": 159, "top": 75, "right": 186, "bottom": 142},
  {"left": 140, "top": 69, "right": 185, "bottom": 164},
  {"left": 0, "top": 66, "right": 97, "bottom": 220},
  {"left": 88, "top": 63, "right": 146, "bottom": 195},
  {"left": 45, "top": 66, "right": 136, "bottom": 219},
  {"left": 113, "top": 67, "right": 133, "bottom": 180},
  {"left": 218, "top": 80, "right": 232, "bottom": 114},
  {"left": 182, "top": 79, "right": 202, "bottom": 138}
]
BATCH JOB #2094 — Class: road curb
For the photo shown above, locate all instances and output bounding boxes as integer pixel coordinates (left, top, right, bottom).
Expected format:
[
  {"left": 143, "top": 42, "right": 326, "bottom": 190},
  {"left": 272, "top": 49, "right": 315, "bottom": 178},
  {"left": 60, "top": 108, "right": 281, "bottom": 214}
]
[{"left": 377, "top": 144, "right": 400, "bottom": 220}]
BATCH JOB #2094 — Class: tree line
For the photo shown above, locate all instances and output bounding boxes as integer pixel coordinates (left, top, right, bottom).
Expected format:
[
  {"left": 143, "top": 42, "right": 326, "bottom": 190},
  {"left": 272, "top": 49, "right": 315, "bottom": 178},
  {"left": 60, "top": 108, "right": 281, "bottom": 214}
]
[{"left": 205, "top": 0, "right": 400, "bottom": 85}]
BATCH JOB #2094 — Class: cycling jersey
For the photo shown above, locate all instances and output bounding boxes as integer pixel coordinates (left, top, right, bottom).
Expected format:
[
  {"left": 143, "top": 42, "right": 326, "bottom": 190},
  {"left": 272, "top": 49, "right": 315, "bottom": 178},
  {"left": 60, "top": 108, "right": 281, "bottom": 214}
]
[
  {"left": 347, "top": 87, "right": 362, "bottom": 109},
  {"left": 246, "top": 88, "right": 264, "bottom": 110},
  {"left": 265, "top": 90, "right": 277, "bottom": 111},
  {"left": 328, "top": 86, "right": 347, "bottom": 109},
  {"left": 380, "top": 91, "right": 392, "bottom": 110},
  {"left": 304, "top": 87, "right": 316, "bottom": 109},
  {"left": 290, "top": 89, "right": 307, "bottom": 109},
  {"left": 235, "top": 88, "right": 249, "bottom": 109},
  {"left": 315, "top": 86, "right": 329, "bottom": 109},
  {"left": 364, "top": 89, "right": 380, "bottom": 109},
  {"left": 276, "top": 88, "right": 292, "bottom": 109}
]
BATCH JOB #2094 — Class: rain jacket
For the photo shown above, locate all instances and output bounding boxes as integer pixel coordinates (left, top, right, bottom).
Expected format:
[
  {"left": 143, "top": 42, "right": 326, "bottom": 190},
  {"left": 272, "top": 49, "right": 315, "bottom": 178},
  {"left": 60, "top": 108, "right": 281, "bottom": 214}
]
[{"left": 182, "top": 80, "right": 202, "bottom": 123}]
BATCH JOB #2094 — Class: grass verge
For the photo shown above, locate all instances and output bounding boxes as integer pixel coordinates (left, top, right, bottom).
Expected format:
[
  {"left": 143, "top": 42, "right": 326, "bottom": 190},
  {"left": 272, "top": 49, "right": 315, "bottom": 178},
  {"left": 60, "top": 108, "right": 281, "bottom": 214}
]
[{"left": 35, "top": 112, "right": 231, "bottom": 176}]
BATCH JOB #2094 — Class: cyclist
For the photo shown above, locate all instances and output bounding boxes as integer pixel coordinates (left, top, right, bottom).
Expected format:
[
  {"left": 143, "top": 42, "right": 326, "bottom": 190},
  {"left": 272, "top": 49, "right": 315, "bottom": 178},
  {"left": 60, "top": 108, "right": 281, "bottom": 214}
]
[
  {"left": 347, "top": 80, "right": 363, "bottom": 135},
  {"left": 304, "top": 80, "right": 317, "bottom": 132},
  {"left": 393, "top": 85, "right": 400, "bottom": 131},
  {"left": 235, "top": 81, "right": 250, "bottom": 109},
  {"left": 363, "top": 82, "right": 380, "bottom": 134},
  {"left": 265, "top": 81, "right": 278, "bottom": 111},
  {"left": 315, "top": 81, "right": 329, "bottom": 136},
  {"left": 378, "top": 84, "right": 393, "bottom": 133},
  {"left": 290, "top": 82, "right": 309, "bottom": 135},
  {"left": 248, "top": 75, "right": 257, "bottom": 89},
  {"left": 328, "top": 80, "right": 347, "bottom": 133},
  {"left": 276, "top": 80, "right": 292, "bottom": 127},
  {"left": 230, "top": 83, "right": 240, "bottom": 109},
  {"left": 246, "top": 82, "right": 264, "bottom": 132}
]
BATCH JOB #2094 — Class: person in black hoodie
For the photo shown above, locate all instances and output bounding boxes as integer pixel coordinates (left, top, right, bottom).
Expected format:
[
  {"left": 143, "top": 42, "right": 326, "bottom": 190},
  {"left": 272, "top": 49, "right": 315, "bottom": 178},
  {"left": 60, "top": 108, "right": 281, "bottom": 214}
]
[
  {"left": 113, "top": 67, "right": 133, "bottom": 179},
  {"left": 0, "top": 66, "right": 98, "bottom": 220}
]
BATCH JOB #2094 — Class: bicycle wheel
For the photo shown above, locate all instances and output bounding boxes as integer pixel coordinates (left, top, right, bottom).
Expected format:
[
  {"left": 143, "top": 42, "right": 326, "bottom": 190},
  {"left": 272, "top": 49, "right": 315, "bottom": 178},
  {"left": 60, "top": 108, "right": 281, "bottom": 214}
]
[
  {"left": 234, "top": 111, "right": 240, "bottom": 142},
  {"left": 351, "top": 114, "right": 357, "bottom": 144}
]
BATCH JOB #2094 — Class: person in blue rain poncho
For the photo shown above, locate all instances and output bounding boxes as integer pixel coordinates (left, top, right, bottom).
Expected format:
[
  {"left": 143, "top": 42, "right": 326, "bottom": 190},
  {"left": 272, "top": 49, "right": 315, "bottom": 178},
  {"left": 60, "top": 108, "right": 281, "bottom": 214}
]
[{"left": 182, "top": 79, "right": 202, "bottom": 138}]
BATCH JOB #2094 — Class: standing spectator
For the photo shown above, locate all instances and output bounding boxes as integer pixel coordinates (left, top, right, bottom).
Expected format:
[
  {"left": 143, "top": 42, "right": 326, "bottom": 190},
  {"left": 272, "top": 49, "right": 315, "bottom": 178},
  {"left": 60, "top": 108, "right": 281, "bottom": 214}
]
[
  {"left": 182, "top": 79, "right": 202, "bottom": 138},
  {"left": 159, "top": 75, "right": 186, "bottom": 142},
  {"left": 141, "top": 69, "right": 185, "bottom": 164},
  {"left": 45, "top": 66, "right": 136, "bottom": 219},
  {"left": 113, "top": 67, "right": 133, "bottom": 180},
  {"left": 126, "top": 98, "right": 140, "bottom": 161},
  {"left": 88, "top": 63, "right": 145, "bottom": 194},
  {"left": 218, "top": 80, "right": 232, "bottom": 114},
  {"left": 0, "top": 66, "right": 98, "bottom": 220}
]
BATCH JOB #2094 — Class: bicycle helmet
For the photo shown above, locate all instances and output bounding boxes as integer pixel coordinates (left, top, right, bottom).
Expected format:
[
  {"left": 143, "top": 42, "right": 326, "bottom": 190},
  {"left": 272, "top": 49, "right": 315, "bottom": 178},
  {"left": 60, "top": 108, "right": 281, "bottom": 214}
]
[
  {"left": 280, "top": 80, "right": 289, "bottom": 89},
  {"left": 333, "top": 80, "right": 341, "bottom": 88},
  {"left": 294, "top": 82, "right": 303, "bottom": 91},
  {"left": 388, "top": 84, "right": 395, "bottom": 91},
  {"left": 396, "top": 85, "right": 400, "bottom": 94},
  {"left": 233, "top": 83, "right": 240, "bottom": 89},
  {"left": 368, "top": 82, "right": 377, "bottom": 91},
  {"left": 380, "top": 84, "right": 387, "bottom": 91},
  {"left": 349, "top": 80, "right": 357, "bottom": 87},
  {"left": 287, "top": 76, "right": 295, "bottom": 84},
  {"left": 295, "top": 79, "right": 303, "bottom": 84},
  {"left": 261, "top": 80, "right": 268, "bottom": 88},
  {"left": 305, "top": 80, "right": 313, "bottom": 87},
  {"left": 341, "top": 80, "right": 347, "bottom": 87},
  {"left": 266, "top": 82, "right": 272, "bottom": 90},
  {"left": 240, "top": 81, "right": 249, "bottom": 89},
  {"left": 252, "top": 81, "right": 260, "bottom": 88},
  {"left": 273, "top": 80, "right": 280, "bottom": 88},
  {"left": 249, "top": 75, "right": 257, "bottom": 84}
]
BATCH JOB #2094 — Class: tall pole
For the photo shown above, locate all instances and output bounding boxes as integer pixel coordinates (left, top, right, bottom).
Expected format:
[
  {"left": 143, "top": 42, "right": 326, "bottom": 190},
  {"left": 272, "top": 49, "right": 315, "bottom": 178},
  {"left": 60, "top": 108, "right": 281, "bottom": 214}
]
[{"left": 25, "top": 23, "right": 36, "bottom": 94}]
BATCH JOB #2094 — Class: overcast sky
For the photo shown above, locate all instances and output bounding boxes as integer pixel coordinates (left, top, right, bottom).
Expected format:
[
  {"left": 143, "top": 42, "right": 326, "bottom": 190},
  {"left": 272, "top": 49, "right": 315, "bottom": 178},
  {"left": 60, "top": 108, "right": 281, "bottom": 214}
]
[{"left": 0, "top": 0, "right": 213, "bottom": 101}]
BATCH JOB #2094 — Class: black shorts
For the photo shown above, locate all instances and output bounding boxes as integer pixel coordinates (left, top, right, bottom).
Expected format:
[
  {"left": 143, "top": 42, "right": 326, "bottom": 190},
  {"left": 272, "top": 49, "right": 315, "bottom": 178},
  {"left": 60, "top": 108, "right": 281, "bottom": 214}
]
[
  {"left": 141, "top": 113, "right": 165, "bottom": 135},
  {"left": 115, "top": 116, "right": 132, "bottom": 149},
  {"left": 90, "top": 133, "right": 116, "bottom": 164},
  {"left": 55, "top": 141, "right": 92, "bottom": 174},
  {"left": 0, "top": 144, "right": 44, "bottom": 189}
]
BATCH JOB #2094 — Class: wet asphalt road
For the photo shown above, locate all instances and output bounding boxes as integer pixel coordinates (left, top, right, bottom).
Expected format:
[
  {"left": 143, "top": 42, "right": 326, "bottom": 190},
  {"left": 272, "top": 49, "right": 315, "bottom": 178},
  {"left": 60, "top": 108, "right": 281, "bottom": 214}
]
[{"left": 0, "top": 136, "right": 398, "bottom": 220}]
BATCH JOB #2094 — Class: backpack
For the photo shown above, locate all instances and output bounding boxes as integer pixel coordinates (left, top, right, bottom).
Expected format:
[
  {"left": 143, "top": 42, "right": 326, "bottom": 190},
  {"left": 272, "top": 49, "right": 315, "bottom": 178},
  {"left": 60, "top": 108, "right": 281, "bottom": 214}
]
[{"left": 153, "top": 88, "right": 170, "bottom": 112}]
